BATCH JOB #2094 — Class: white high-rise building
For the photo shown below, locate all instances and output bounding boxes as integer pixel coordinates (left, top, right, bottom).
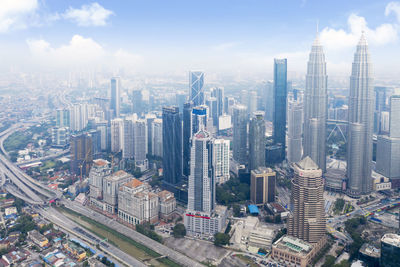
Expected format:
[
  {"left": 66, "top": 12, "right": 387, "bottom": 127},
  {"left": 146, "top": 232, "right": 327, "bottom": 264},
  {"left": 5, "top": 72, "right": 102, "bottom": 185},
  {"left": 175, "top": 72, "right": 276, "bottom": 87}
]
[
  {"left": 111, "top": 118, "right": 124, "bottom": 153},
  {"left": 212, "top": 139, "right": 230, "bottom": 184},
  {"left": 346, "top": 33, "right": 374, "bottom": 197},
  {"left": 123, "top": 116, "right": 136, "bottom": 159},
  {"left": 69, "top": 103, "right": 88, "bottom": 131},
  {"left": 133, "top": 119, "right": 148, "bottom": 170},
  {"left": 151, "top": 119, "right": 163, "bottom": 157},
  {"left": 110, "top": 77, "right": 121, "bottom": 118}
]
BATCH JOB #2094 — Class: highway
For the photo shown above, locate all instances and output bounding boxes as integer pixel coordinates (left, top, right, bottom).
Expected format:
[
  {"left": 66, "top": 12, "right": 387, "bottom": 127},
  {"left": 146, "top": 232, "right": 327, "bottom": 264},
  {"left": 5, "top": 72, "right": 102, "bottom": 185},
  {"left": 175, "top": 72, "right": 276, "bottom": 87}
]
[
  {"left": 37, "top": 206, "right": 147, "bottom": 267},
  {"left": 63, "top": 200, "right": 204, "bottom": 267}
]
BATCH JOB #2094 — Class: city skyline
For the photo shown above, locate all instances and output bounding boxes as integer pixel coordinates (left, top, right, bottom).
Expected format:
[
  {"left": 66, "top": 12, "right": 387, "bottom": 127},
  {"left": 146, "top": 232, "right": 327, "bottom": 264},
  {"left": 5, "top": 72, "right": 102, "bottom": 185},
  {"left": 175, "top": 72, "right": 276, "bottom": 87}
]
[{"left": 0, "top": 1, "right": 399, "bottom": 79}]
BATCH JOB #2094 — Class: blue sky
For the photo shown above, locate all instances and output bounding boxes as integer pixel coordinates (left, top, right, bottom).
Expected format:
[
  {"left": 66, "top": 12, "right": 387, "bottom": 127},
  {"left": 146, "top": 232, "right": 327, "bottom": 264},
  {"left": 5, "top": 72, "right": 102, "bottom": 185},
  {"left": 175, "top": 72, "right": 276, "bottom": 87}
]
[{"left": 0, "top": 0, "right": 399, "bottom": 79}]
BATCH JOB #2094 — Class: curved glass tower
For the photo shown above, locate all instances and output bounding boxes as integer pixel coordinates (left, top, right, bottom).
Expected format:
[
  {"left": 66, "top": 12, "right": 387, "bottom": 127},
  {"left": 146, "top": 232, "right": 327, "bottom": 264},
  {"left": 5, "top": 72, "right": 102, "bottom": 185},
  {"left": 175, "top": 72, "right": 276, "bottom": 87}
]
[
  {"left": 303, "top": 33, "right": 327, "bottom": 172},
  {"left": 346, "top": 33, "right": 374, "bottom": 197}
]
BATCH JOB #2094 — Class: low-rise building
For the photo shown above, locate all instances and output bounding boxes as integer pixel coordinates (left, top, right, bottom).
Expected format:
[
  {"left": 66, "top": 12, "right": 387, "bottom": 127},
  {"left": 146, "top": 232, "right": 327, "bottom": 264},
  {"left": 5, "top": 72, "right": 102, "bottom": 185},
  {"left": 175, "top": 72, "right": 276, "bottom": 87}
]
[
  {"left": 184, "top": 205, "right": 227, "bottom": 237},
  {"left": 63, "top": 240, "right": 87, "bottom": 262},
  {"left": 28, "top": 230, "right": 48, "bottom": 248},
  {"left": 118, "top": 179, "right": 159, "bottom": 224},
  {"left": 372, "top": 175, "right": 391, "bottom": 191},
  {"left": 271, "top": 235, "right": 324, "bottom": 267},
  {"left": 248, "top": 228, "right": 276, "bottom": 250},
  {"left": 158, "top": 190, "right": 176, "bottom": 219}
]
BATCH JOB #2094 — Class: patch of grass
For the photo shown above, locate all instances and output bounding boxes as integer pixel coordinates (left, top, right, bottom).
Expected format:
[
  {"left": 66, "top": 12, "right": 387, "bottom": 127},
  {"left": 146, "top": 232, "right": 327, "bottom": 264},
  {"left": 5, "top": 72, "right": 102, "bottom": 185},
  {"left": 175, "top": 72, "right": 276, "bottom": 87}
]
[{"left": 235, "top": 254, "right": 258, "bottom": 267}]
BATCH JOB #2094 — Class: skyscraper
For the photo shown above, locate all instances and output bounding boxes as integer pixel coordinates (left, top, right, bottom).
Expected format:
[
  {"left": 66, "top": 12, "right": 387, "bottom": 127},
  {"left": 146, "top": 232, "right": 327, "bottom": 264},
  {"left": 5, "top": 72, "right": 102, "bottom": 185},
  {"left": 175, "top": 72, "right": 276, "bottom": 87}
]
[
  {"left": 189, "top": 71, "right": 205, "bottom": 106},
  {"left": 346, "top": 34, "right": 374, "bottom": 197},
  {"left": 123, "top": 117, "right": 135, "bottom": 159},
  {"left": 247, "top": 91, "right": 258, "bottom": 116},
  {"left": 265, "top": 81, "right": 274, "bottom": 121},
  {"left": 376, "top": 96, "right": 400, "bottom": 188},
  {"left": 56, "top": 108, "right": 70, "bottom": 128},
  {"left": 288, "top": 100, "right": 303, "bottom": 163},
  {"left": 212, "top": 139, "right": 230, "bottom": 184},
  {"left": 192, "top": 105, "right": 208, "bottom": 134},
  {"left": 184, "top": 130, "right": 227, "bottom": 236},
  {"left": 211, "top": 87, "right": 224, "bottom": 117},
  {"left": 133, "top": 119, "right": 148, "bottom": 169},
  {"left": 273, "top": 59, "right": 287, "bottom": 161},
  {"left": 162, "top": 106, "right": 182, "bottom": 185},
  {"left": 187, "top": 130, "right": 215, "bottom": 213},
  {"left": 111, "top": 118, "right": 124, "bottom": 153},
  {"left": 70, "top": 133, "right": 93, "bottom": 177},
  {"left": 287, "top": 157, "right": 325, "bottom": 244},
  {"left": 183, "top": 102, "right": 193, "bottom": 177},
  {"left": 151, "top": 118, "right": 163, "bottom": 158},
  {"left": 249, "top": 111, "right": 266, "bottom": 171},
  {"left": 206, "top": 97, "right": 218, "bottom": 127},
  {"left": 303, "top": 32, "right": 327, "bottom": 171},
  {"left": 110, "top": 77, "right": 121, "bottom": 118},
  {"left": 232, "top": 105, "right": 248, "bottom": 164}
]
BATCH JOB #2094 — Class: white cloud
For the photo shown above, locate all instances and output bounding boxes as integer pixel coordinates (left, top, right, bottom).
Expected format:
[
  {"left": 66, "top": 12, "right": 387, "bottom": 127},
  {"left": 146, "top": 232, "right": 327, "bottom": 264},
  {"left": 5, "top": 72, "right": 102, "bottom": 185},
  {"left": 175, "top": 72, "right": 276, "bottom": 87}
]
[
  {"left": 63, "top": 3, "right": 113, "bottom": 27},
  {"left": 0, "top": 0, "right": 38, "bottom": 32},
  {"left": 26, "top": 35, "right": 142, "bottom": 72},
  {"left": 211, "top": 42, "right": 240, "bottom": 51},
  {"left": 386, "top": 1, "right": 400, "bottom": 23},
  {"left": 320, "top": 12, "right": 398, "bottom": 49}
]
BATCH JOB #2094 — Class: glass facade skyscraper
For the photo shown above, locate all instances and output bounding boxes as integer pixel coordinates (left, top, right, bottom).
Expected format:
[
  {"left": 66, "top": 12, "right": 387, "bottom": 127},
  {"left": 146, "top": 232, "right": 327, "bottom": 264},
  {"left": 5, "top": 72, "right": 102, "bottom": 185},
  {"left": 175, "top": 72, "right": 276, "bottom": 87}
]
[
  {"left": 249, "top": 111, "right": 266, "bottom": 171},
  {"left": 273, "top": 59, "right": 287, "bottom": 161},
  {"left": 162, "top": 106, "right": 182, "bottom": 185},
  {"left": 232, "top": 105, "right": 248, "bottom": 164},
  {"left": 189, "top": 71, "right": 205, "bottom": 106}
]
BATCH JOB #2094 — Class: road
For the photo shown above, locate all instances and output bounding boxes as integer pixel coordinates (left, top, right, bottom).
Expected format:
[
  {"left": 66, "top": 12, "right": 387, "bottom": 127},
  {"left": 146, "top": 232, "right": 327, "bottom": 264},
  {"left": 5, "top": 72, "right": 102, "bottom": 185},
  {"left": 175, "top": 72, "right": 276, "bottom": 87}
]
[
  {"left": 37, "top": 206, "right": 147, "bottom": 267},
  {"left": 63, "top": 200, "right": 204, "bottom": 267}
]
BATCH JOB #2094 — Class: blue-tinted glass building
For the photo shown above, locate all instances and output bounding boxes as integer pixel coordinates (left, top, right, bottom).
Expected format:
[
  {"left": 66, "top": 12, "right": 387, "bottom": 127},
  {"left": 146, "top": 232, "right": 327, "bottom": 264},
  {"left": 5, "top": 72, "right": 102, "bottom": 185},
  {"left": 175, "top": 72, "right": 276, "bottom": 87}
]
[
  {"left": 273, "top": 59, "right": 287, "bottom": 161},
  {"left": 162, "top": 106, "right": 182, "bottom": 185}
]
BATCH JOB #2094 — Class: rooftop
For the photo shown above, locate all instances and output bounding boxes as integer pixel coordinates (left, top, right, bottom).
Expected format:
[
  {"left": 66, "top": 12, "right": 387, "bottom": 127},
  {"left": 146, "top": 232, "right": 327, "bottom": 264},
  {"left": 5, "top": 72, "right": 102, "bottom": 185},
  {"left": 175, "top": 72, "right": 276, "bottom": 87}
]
[
  {"left": 273, "top": 235, "right": 313, "bottom": 255},
  {"left": 93, "top": 159, "right": 109, "bottom": 167},
  {"left": 107, "top": 170, "right": 131, "bottom": 181},
  {"left": 124, "top": 178, "right": 143, "bottom": 189},
  {"left": 297, "top": 156, "right": 319, "bottom": 170},
  {"left": 382, "top": 233, "right": 400, "bottom": 248}
]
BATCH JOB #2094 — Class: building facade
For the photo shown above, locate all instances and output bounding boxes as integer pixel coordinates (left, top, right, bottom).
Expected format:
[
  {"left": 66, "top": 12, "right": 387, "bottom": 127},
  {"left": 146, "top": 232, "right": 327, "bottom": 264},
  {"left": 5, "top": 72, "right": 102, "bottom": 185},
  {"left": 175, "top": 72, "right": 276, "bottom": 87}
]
[
  {"left": 250, "top": 167, "right": 276, "bottom": 205},
  {"left": 273, "top": 58, "right": 287, "bottom": 161},
  {"left": 346, "top": 34, "right": 374, "bottom": 197},
  {"left": 111, "top": 118, "right": 124, "bottom": 153},
  {"left": 103, "top": 170, "right": 132, "bottom": 214},
  {"left": 110, "top": 77, "right": 121, "bottom": 118},
  {"left": 162, "top": 106, "right": 182, "bottom": 185},
  {"left": 189, "top": 71, "right": 205, "bottom": 106},
  {"left": 288, "top": 99, "right": 303, "bottom": 163},
  {"left": 232, "top": 105, "right": 248, "bottom": 165},
  {"left": 303, "top": 33, "right": 327, "bottom": 172},
  {"left": 381, "top": 233, "right": 400, "bottom": 267},
  {"left": 287, "top": 157, "right": 326, "bottom": 244},
  {"left": 249, "top": 111, "right": 266, "bottom": 171}
]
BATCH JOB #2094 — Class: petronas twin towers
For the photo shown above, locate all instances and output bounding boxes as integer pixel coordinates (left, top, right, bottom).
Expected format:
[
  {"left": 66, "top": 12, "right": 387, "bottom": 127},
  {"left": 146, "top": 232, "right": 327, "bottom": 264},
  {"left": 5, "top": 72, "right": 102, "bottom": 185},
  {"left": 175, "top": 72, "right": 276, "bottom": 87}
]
[{"left": 303, "top": 31, "right": 373, "bottom": 197}]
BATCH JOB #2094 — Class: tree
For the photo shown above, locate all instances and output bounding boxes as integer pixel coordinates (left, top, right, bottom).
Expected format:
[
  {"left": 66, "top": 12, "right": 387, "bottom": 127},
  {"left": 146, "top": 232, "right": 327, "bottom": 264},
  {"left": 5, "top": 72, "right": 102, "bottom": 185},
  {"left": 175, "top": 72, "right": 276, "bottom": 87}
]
[
  {"left": 173, "top": 223, "right": 186, "bottom": 238},
  {"left": 214, "top": 233, "right": 230, "bottom": 247},
  {"left": 233, "top": 204, "right": 241, "bottom": 217},
  {"left": 322, "top": 255, "right": 336, "bottom": 267}
]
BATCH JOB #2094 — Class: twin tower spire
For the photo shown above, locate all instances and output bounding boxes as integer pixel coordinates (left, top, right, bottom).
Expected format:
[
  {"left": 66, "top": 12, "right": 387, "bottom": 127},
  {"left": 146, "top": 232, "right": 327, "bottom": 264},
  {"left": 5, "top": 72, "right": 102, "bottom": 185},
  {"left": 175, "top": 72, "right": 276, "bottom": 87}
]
[{"left": 303, "top": 24, "right": 373, "bottom": 197}]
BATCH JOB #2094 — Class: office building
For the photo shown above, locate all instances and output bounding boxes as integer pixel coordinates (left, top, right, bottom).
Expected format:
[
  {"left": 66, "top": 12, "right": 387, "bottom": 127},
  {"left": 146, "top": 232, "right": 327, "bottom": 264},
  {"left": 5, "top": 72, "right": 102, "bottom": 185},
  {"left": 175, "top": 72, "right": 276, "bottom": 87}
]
[
  {"left": 110, "top": 77, "right": 121, "bottom": 118},
  {"left": 288, "top": 157, "right": 325, "bottom": 244},
  {"left": 273, "top": 59, "right": 287, "bottom": 161},
  {"left": 133, "top": 119, "right": 148, "bottom": 170},
  {"left": 189, "top": 71, "right": 205, "bottom": 106},
  {"left": 346, "top": 34, "right": 374, "bottom": 197},
  {"left": 183, "top": 102, "right": 193, "bottom": 176},
  {"left": 118, "top": 179, "right": 159, "bottom": 224},
  {"left": 158, "top": 190, "right": 177, "bottom": 219},
  {"left": 145, "top": 114, "right": 157, "bottom": 156},
  {"left": 96, "top": 120, "right": 110, "bottom": 151},
  {"left": 303, "top": 32, "right": 327, "bottom": 171},
  {"left": 211, "top": 87, "right": 224, "bottom": 117},
  {"left": 103, "top": 170, "right": 132, "bottom": 214},
  {"left": 162, "top": 106, "right": 182, "bottom": 185},
  {"left": 184, "top": 130, "right": 227, "bottom": 236},
  {"left": 376, "top": 96, "right": 400, "bottom": 188},
  {"left": 249, "top": 111, "right": 266, "bottom": 171},
  {"left": 206, "top": 97, "right": 218, "bottom": 127},
  {"left": 123, "top": 117, "right": 135, "bottom": 159},
  {"left": 70, "top": 133, "right": 92, "bottom": 177},
  {"left": 233, "top": 105, "right": 248, "bottom": 164},
  {"left": 56, "top": 108, "right": 70, "bottom": 128},
  {"left": 272, "top": 235, "right": 322, "bottom": 267},
  {"left": 132, "top": 90, "right": 143, "bottom": 115},
  {"left": 88, "top": 129, "right": 101, "bottom": 157},
  {"left": 111, "top": 118, "right": 124, "bottom": 153},
  {"left": 381, "top": 233, "right": 400, "bottom": 267},
  {"left": 151, "top": 119, "right": 163, "bottom": 158},
  {"left": 176, "top": 92, "right": 187, "bottom": 112},
  {"left": 374, "top": 86, "right": 388, "bottom": 134},
  {"left": 264, "top": 81, "right": 274, "bottom": 121},
  {"left": 192, "top": 105, "right": 208, "bottom": 134},
  {"left": 288, "top": 100, "right": 303, "bottom": 163},
  {"left": 88, "top": 159, "right": 111, "bottom": 209},
  {"left": 248, "top": 91, "right": 258, "bottom": 116},
  {"left": 212, "top": 139, "right": 230, "bottom": 184},
  {"left": 250, "top": 167, "right": 276, "bottom": 205}
]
